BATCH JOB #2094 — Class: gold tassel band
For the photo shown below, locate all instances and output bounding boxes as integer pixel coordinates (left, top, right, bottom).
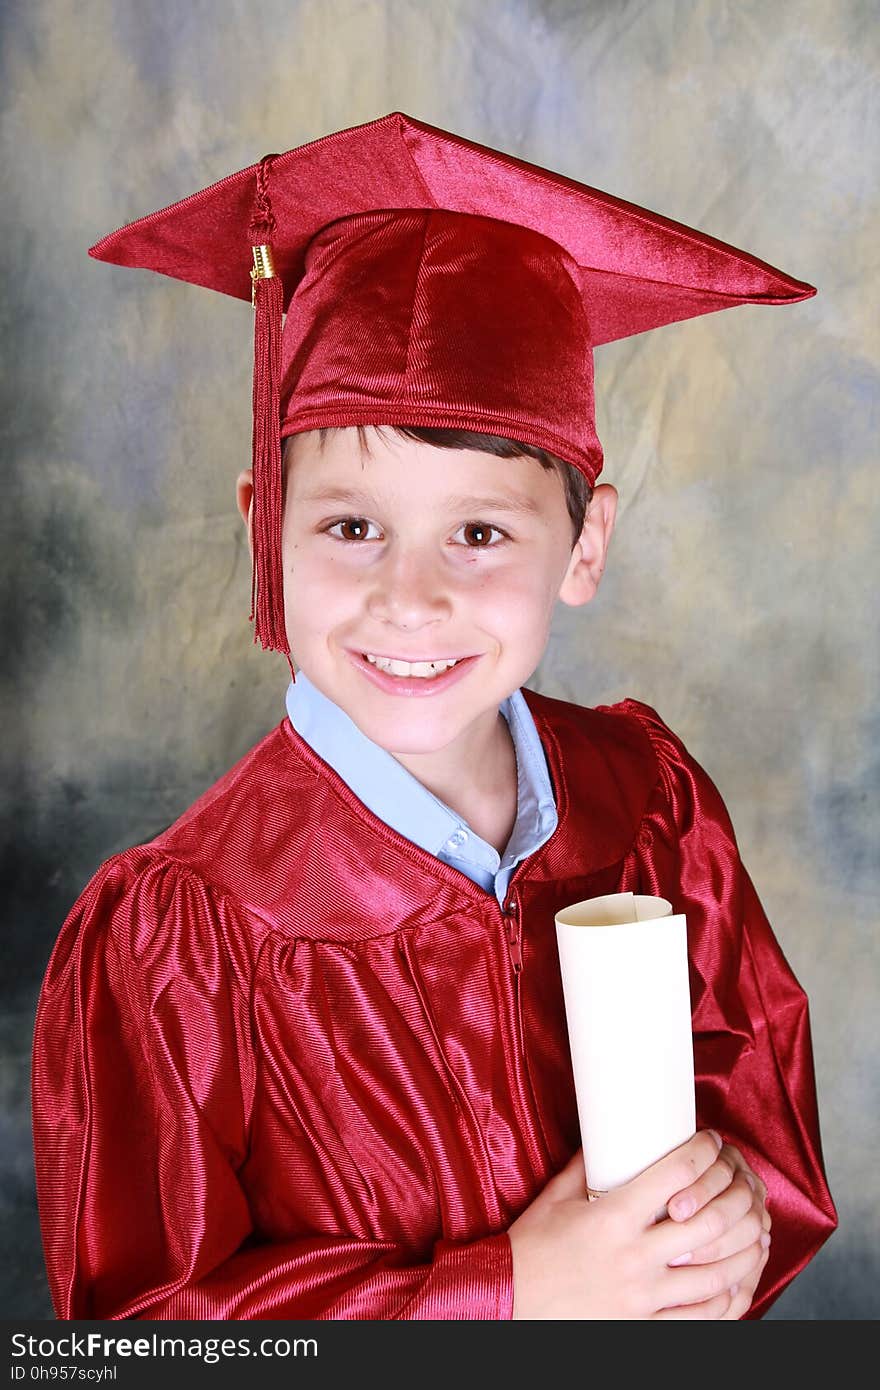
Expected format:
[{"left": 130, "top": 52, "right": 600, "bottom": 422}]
[{"left": 251, "top": 244, "right": 277, "bottom": 304}]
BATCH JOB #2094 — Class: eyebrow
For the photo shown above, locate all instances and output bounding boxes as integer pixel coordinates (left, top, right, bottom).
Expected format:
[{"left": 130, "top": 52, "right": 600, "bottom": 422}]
[{"left": 297, "top": 486, "right": 543, "bottom": 518}]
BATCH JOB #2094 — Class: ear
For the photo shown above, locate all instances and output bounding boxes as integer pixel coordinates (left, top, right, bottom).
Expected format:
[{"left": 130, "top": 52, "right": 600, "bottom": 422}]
[
  {"left": 236, "top": 468, "right": 254, "bottom": 560},
  {"left": 557, "top": 483, "right": 618, "bottom": 608}
]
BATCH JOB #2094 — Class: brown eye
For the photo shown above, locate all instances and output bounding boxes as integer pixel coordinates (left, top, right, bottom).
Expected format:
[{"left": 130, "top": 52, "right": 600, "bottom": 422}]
[
  {"left": 461, "top": 522, "right": 501, "bottom": 547},
  {"left": 331, "top": 517, "right": 376, "bottom": 541}
]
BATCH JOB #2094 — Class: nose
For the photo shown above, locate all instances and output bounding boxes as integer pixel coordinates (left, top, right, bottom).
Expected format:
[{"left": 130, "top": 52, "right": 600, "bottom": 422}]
[{"left": 365, "top": 541, "right": 453, "bottom": 631}]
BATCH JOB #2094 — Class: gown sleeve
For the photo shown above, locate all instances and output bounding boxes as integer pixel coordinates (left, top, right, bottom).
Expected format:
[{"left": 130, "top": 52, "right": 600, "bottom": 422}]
[
  {"left": 31, "top": 852, "right": 512, "bottom": 1321},
  {"left": 622, "top": 701, "right": 838, "bottom": 1318}
]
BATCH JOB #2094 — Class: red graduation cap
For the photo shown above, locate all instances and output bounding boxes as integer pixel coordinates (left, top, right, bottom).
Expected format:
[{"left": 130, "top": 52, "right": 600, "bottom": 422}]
[{"left": 90, "top": 111, "right": 814, "bottom": 654}]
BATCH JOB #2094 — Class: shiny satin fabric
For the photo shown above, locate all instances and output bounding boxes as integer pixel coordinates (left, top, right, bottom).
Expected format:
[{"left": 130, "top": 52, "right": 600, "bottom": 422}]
[
  {"left": 279, "top": 210, "right": 604, "bottom": 484},
  {"left": 89, "top": 110, "right": 816, "bottom": 493},
  {"left": 31, "top": 691, "right": 837, "bottom": 1319}
]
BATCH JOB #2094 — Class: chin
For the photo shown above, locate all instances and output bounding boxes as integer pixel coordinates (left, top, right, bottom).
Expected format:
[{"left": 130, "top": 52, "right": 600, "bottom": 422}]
[
  {"left": 351, "top": 702, "right": 470, "bottom": 752},
  {"left": 358, "top": 718, "right": 457, "bottom": 757}
]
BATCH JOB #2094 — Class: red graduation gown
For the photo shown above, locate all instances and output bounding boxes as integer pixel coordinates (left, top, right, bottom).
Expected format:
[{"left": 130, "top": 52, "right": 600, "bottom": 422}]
[{"left": 31, "top": 690, "right": 837, "bottom": 1319}]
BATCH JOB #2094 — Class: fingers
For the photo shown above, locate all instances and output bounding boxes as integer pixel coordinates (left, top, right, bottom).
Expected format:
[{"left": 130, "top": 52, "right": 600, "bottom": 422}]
[
  {"left": 630, "top": 1129, "right": 723, "bottom": 1219},
  {"left": 666, "top": 1142, "right": 739, "bottom": 1221},
  {"left": 656, "top": 1235, "right": 771, "bottom": 1321},
  {"left": 719, "top": 1248, "right": 771, "bottom": 1320},
  {"left": 652, "top": 1289, "right": 735, "bottom": 1320},
  {"left": 723, "top": 1147, "right": 769, "bottom": 1209},
  {"left": 719, "top": 1288, "right": 754, "bottom": 1320},
  {"left": 690, "top": 1218, "right": 769, "bottom": 1268},
  {"left": 657, "top": 1170, "right": 765, "bottom": 1267},
  {"left": 658, "top": 1238, "right": 767, "bottom": 1308},
  {"left": 710, "top": 1142, "right": 769, "bottom": 1212}
]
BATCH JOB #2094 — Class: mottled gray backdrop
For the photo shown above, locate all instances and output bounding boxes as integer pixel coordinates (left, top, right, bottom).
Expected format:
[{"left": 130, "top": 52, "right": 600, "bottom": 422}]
[{"left": 2, "top": 0, "right": 877, "bottom": 1319}]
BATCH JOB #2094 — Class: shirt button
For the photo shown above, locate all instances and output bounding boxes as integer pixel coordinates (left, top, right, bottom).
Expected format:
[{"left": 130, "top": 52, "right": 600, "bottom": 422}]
[{"left": 448, "top": 829, "right": 468, "bottom": 848}]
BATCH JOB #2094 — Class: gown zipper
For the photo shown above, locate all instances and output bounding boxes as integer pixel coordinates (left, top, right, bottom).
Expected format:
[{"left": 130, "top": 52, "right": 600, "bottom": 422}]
[
  {"left": 498, "top": 888, "right": 548, "bottom": 1174},
  {"left": 501, "top": 897, "right": 523, "bottom": 973}
]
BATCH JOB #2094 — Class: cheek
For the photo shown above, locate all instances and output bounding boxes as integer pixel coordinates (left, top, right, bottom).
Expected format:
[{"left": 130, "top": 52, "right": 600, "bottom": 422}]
[
  {"left": 479, "top": 559, "right": 561, "bottom": 617},
  {"left": 282, "top": 546, "right": 366, "bottom": 625},
  {"left": 468, "top": 566, "right": 559, "bottom": 644}
]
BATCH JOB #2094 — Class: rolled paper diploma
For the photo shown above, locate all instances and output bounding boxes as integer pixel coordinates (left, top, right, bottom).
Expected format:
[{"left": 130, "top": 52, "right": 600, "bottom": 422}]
[{"left": 555, "top": 892, "right": 696, "bottom": 1194}]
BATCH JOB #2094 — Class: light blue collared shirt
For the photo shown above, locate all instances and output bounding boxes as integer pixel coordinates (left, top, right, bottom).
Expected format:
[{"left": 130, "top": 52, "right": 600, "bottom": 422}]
[{"left": 285, "top": 672, "right": 558, "bottom": 907}]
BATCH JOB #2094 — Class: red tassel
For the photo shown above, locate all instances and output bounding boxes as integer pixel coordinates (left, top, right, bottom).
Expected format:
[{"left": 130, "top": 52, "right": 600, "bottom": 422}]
[{"left": 248, "top": 156, "right": 288, "bottom": 654}]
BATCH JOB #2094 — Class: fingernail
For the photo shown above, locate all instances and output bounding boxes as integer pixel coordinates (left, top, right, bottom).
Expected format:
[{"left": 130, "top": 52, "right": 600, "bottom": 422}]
[
  {"left": 671, "top": 1196, "right": 695, "bottom": 1219},
  {"left": 729, "top": 1283, "right": 739, "bottom": 1297},
  {"left": 760, "top": 1231, "right": 771, "bottom": 1249},
  {"left": 744, "top": 1172, "right": 756, "bottom": 1191},
  {"left": 668, "top": 1251, "right": 692, "bottom": 1266},
  {"left": 708, "top": 1129, "right": 723, "bottom": 1150}
]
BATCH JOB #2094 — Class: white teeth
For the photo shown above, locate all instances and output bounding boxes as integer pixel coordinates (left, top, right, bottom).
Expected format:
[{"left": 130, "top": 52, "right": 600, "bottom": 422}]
[{"left": 364, "top": 654, "right": 460, "bottom": 678}]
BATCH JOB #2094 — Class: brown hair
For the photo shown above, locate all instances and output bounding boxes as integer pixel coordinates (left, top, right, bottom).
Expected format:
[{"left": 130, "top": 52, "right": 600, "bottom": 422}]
[{"left": 282, "top": 425, "right": 592, "bottom": 545}]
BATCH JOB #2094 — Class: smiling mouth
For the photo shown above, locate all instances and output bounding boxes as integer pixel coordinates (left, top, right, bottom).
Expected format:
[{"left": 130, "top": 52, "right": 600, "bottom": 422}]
[{"left": 363, "top": 653, "right": 462, "bottom": 679}]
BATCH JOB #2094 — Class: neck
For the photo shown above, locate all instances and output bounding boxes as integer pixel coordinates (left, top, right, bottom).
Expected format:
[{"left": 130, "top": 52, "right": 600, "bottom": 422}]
[{"left": 392, "top": 711, "right": 519, "bottom": 855}]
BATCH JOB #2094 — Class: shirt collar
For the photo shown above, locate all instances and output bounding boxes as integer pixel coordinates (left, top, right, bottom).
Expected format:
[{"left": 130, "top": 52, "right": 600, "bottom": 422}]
[
  {"left": 285, "top": 670, "right": 555, "bottom": 859},
  {"left": 286, "top": 672, "right": 463, "bottom": 854}
]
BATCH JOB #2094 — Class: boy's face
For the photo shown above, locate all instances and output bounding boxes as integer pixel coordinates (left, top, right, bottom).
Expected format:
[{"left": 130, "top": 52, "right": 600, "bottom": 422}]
[{"left": 240, "top": 427, "right": 616, "bottom": 769}]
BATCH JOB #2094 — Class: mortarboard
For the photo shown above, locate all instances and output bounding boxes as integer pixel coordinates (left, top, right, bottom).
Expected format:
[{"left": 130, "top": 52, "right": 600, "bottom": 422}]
[{"left": 90, "top": 111, "right": 814, "bottom": 655}]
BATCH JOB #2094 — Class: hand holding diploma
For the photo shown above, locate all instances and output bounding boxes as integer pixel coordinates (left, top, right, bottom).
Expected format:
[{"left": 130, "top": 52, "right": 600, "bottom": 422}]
[
  {"left": 506, "top": 891, "right": 771, "bottom": 1318},
  {"left": 507, "top": 1130, "right": 771, "bottom": 1319}
]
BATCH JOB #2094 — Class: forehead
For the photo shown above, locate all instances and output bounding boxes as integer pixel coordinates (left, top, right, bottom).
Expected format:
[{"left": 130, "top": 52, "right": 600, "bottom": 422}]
[{"left": 283, "top": 426, "right": 566, "bottom": 518}]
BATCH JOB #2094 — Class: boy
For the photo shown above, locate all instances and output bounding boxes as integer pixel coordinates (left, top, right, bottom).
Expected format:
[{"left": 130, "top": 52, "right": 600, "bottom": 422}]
[{"left": 31, "top": 113, "right": 836, "bottom": 1320}]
